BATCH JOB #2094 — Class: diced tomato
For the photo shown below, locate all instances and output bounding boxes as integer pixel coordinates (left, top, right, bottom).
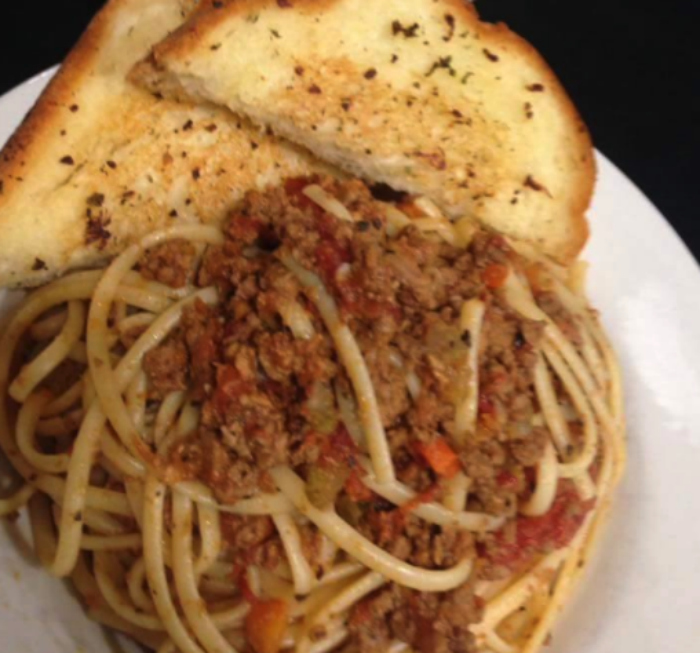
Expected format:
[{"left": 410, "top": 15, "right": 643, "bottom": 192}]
[
  {"left": 478, "top": 393, "right": 496, "bottom": 415},
  {"left": 487, "top": 483, "right": 596, "bottom": 570},
  {"left": 284, "top": 176, "right": 317, "bottom": 210},
  {"left": 518, "top": 488, "right": 595, "bottom": 551},
  {"left": 245, "top": 599, "right": 290, "bottom": 653},
  {"left": 496, "top": 470, "right": 520, "bottom": 492},
  {"left": 482, "top": 263, "right": 509, "bottom": 289},
  {"left": 317, "top": 425, "right": 360, "bottom": 469},
  {"left": 315, "top": 238, "right": 352, "bottom": 281},
  {"left": 229, "top": 565, "right": 259, "bottom": 605},
  {"left": 413, "top": 438, "right": 462, "bottom": 479},
  {"left": 345, "top": 469, "right": 373, "bottom": 502},
  {"left": 349, "top": 599, "right": 373, "bottom": 627},
  {"left": 400, "top": 484, "right": 440, "bottom": 515},
  {"left": 315, "top": 212, "right": 338, "bottom": 241},
  {"left": 284, "top": 177, "right": 311, "bottom": 196}
]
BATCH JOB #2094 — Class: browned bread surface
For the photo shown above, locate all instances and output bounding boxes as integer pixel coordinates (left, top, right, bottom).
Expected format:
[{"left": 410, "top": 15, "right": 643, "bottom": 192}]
[
  {"left": 0, "top": 0, "right": 326, "bottom": 288},
  {"left": 142, "top": 0, "right": 595, "bottom": 261}
]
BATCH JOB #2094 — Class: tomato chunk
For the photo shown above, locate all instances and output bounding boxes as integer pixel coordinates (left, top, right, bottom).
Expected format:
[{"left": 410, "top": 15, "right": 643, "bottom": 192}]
[
  {"left": 487, "top": 484, "right": 595, "bottom": 570},
  {"left": 317, "top": 425, "right": 360, "bottom": 469},
  {"left": 284, "top": 177, "right": 318, "bottom": 211},
  {"left": 315, "top": 238, "right": 352, "bottom": 280},
  {"left": 478, "top": 393, "right": 496, "bottom": 415},
  {"left": 496, "top": 470, "right": 520, "bottom": 492},
  {"left": 345, "top": 469, "right": 373, "bottom": 502}
]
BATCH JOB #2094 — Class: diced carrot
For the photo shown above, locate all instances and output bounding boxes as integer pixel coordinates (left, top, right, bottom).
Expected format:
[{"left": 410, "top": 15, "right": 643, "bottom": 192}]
[
  {"left": 482, "top": 263, "right": 510, "bottom": 289},
  {"left": 414, "top": 438, "right": 461, "bottom": 478},
  {"left": 344, "top": 469, "right": 373, "bottom": 502},
  {"left": 245, "top": 599, "right": 290, "bottom": 653}
]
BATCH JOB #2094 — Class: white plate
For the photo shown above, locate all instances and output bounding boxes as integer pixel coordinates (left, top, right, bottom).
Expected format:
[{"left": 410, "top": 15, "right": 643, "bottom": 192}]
[{"left": 1, "top": 70, "right": 699, "bottom": 653}]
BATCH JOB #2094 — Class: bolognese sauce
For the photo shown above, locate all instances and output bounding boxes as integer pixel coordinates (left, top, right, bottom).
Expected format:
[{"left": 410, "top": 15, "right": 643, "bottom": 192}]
[{"left": 134, "top": 177, "right": 594, "bottom": 653}]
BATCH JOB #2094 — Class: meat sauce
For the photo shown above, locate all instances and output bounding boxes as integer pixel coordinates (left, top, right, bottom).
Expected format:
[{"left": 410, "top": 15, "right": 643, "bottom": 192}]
[
  {"left": 482, "top": 482, "right": 595, "bottom": 576},
  {"left": 139, "top": 177, "right": 593, "bottom": 653}
]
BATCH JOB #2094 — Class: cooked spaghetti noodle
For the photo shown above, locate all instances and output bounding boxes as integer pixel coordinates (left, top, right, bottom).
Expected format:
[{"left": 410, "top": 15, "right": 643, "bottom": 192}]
[{"left": 0, "top": 177, "right": 625, "bottom": 653}]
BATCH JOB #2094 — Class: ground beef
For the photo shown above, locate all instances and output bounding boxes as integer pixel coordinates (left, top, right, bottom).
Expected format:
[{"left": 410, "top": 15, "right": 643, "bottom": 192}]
[
  {"left": 143, "top": 337, "right": 188, "bottom": 398},
  {"left": 479, "top": 480, "right": 596, "bottom": 580},
  {"left": 168, "top": 432, "right": 259, "bottom": 503},
  {"left": 348, "top": 582, "right": 482, "bottom": 653},
  {"left": 139, "top": 239, "right": 196, "bottom": 288},
  {"left": 363, "top": 346, "right": 410, "bottom": 427},
  {"left": 459, "top": 440, "right": 507, "bottom": 482},
  {"left": 218, "top": 513, "right": 283, "bottom": 569},
  {"left": 509, "top": 426, "right": 549, "bottom": 466},
  {"left": 357, "top": 506, "right": 473, "bottom": 570},
  {"left": 220, "top": 513, "right": 274, "bottom": 551},
  {"left": 181, "top": 299, "right": 222, "bottom": 400},
  {"left": 256, "top": 331, "right": 299, "bottom": 382},
  {"left": 405, "top": 519, "right": 474, "bottom": 569},
  {"left": 138, "top": 177, "right": 588, "bottom": 589}
]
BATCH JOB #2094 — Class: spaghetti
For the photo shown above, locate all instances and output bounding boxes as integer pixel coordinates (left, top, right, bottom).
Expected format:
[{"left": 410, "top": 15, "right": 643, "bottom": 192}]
[{"left": 0, "top": 178, "right": 625, "bottom": 653}]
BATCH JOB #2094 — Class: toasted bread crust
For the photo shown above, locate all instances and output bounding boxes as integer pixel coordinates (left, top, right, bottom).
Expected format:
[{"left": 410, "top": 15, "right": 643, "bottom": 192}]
[
  {"left": 0, "top": 0, "right": 327, "bottom": 288},
  {"left": 466, "top": 2, "right": 595, "bottom": 256},
  {"left": 147, "top": 0, "right": 595, "bottom": 261},
  {"left": 0, "top": 0, "right": 114, "bottom": 205},
  {"left": 0, "top": 0, "right": 208, "bottom": 203}
]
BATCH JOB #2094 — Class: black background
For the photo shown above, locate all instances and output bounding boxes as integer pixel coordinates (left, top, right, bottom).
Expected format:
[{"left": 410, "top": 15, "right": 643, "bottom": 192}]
[{"left": 1, "top": 1, "right": 698, "bottom": 261}]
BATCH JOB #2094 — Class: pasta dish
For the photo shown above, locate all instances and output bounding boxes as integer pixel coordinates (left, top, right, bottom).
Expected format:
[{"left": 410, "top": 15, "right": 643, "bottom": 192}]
[{"left": 0, "top": 177, "right": 625, "bottom": 653}]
